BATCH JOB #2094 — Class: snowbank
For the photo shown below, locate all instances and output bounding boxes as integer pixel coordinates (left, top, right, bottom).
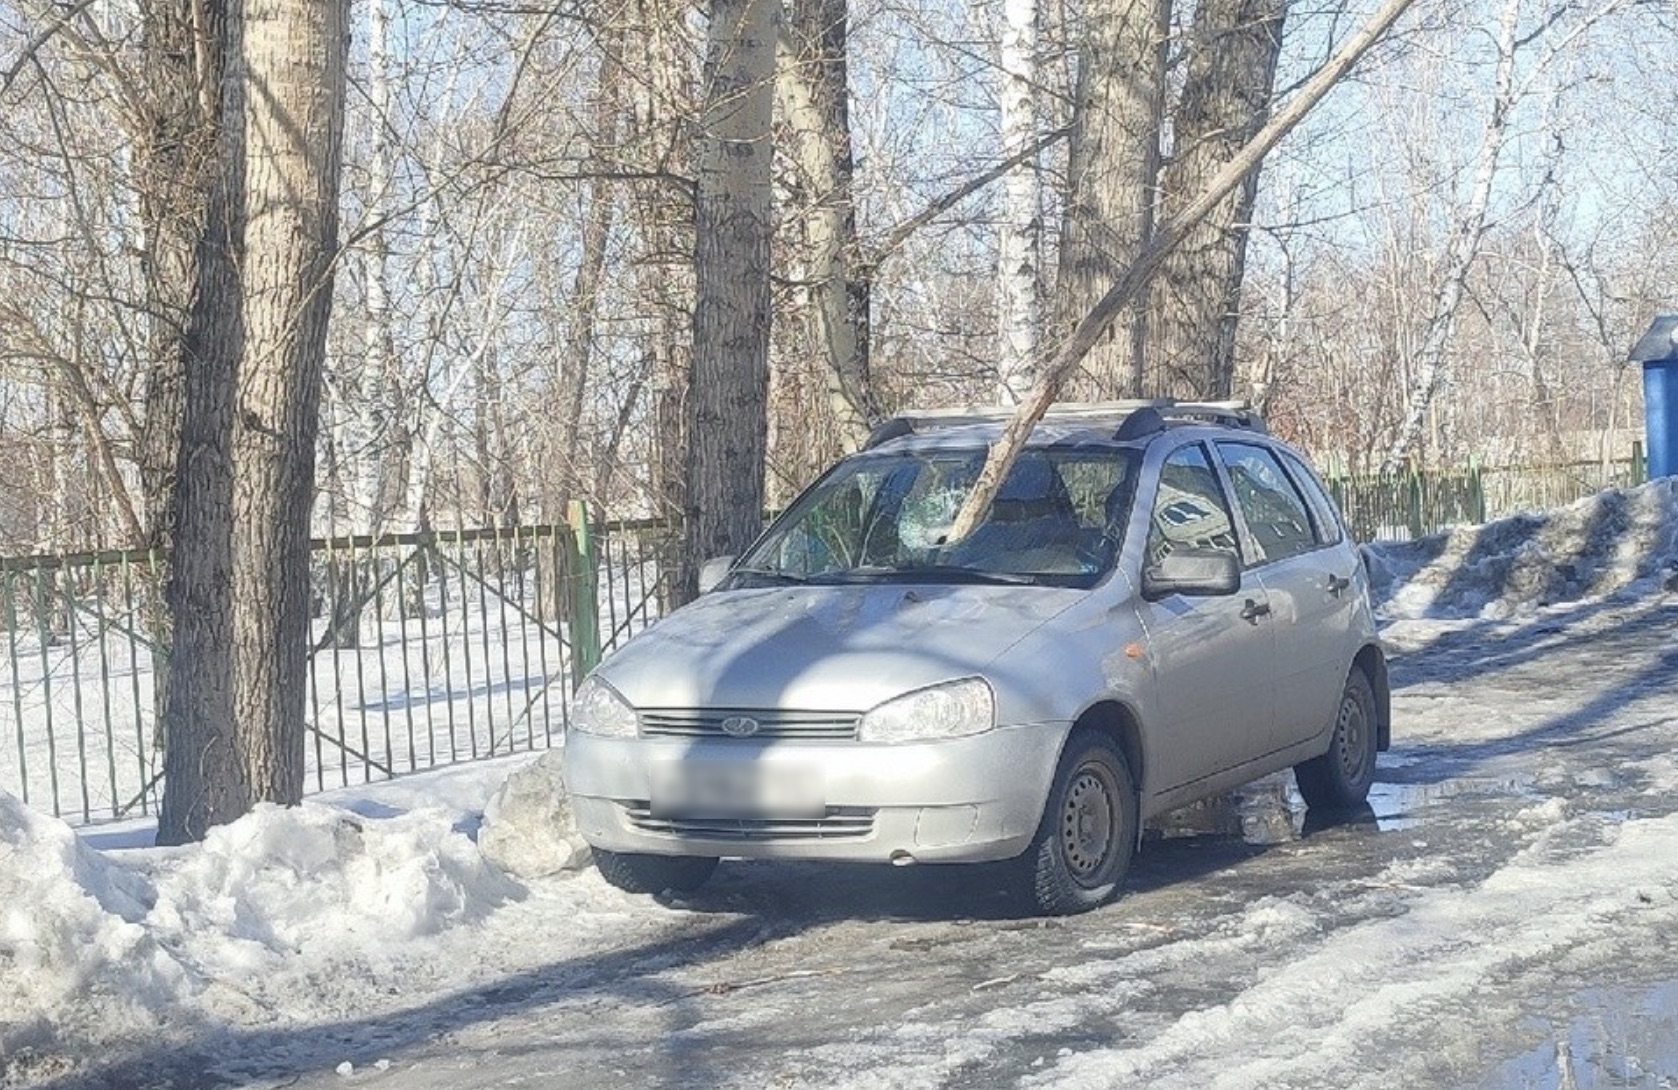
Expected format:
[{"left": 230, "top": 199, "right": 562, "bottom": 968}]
[
  {"left": 1, "top": 790, "right": 187, "bottom": 1077},
  {"left": 1365, "top": 479, "right": 1678, "bottom": 620},
  {"left": 1, "top": 791, "right": 524, "bottom": 1083}
]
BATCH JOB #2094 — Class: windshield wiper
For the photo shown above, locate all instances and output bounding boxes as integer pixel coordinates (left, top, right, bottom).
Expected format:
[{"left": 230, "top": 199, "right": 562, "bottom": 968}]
[
  {"left": 813, "top": 565, "right": 1034, "bottom": 586},
  {"left": 729, "top": 566, "right": 809, "bottom": 584}
]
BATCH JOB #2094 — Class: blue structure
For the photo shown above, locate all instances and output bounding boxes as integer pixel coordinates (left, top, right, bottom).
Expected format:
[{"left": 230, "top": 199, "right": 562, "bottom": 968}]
[{"left": 1631, "top": 315, "right": 1678, "bottom": 480}]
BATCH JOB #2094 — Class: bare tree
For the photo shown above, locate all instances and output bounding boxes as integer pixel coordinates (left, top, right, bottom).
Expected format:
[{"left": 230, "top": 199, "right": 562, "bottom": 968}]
[
  {"left": 680, "top": 0, "right": 777, "bottom": 600},
  {"left": 951, "top": 0, "right": 1422, "bottom": 541},
  {"left": 996, "top": 0, "right": 1044, "bottom": 401},
  {"left": 779, "top": 0, "right": 876, "bottom": 450},
  {"left": 158, "top": 0, "right": 349, "bottom": 841},
  {"left": 1054, "top": 0, "right": 1168, "bottom": 396},
  {"left": 1144, "top": 0, "right": 1287, "bottom": 399},
  {"left": 1383, "top": 0, "right": 1632, "bottom": 469}
]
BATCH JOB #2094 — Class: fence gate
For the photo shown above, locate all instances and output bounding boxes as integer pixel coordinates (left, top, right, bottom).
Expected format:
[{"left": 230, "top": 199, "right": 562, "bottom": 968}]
[{"left": 0, "top": 513, "right": 675, "bottom": 825}]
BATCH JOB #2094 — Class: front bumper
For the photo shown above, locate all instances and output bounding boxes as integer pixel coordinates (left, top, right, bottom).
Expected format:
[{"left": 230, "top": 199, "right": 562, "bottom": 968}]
[{"left": 564, "top": 724, "right": 1070, "bottom": 863}]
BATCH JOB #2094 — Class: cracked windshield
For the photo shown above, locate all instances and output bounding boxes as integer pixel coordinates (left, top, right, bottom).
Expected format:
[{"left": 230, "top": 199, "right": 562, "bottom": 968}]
[{"left": 736, "top": 448, "right": 1139, "bottom": 588}]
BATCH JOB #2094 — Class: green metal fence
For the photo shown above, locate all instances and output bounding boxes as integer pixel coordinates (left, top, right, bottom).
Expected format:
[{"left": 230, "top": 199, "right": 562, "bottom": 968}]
[
  {"left": 0, "top": 512, "right": 676, "bottom": 825},
  {"left": 1327, "top": 448, "right": 1646, "bottom": 542}
]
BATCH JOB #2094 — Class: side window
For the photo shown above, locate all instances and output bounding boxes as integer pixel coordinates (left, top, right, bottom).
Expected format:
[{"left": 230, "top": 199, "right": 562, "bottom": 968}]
[
  {"left": 1216, "top": 442, "right": 1321, "bottom": 564},
  {"left": 1279, "top": 450, "right": 1345, "bottom": 546},
  {"left": 1146, "top": 444, "right": 1242, "bottom": 568}
]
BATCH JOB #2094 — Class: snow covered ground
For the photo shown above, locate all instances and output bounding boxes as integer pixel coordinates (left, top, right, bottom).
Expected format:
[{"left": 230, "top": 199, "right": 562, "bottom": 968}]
[{"left": 3, "top": 480, "right": 1678, "bottom": 1090}]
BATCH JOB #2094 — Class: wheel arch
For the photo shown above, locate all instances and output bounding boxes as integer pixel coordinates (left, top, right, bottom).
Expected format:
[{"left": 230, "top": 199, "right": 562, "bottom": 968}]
[
  {"left": 1353, "top": 643, "right": 1391, "bottom": 752},
  {"left": 1066, "top": 699, "right": 1147, "bottom": 804}
]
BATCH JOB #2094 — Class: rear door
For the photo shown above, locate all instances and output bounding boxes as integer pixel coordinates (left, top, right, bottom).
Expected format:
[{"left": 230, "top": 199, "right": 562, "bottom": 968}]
[
  {"left": 1135, "top": 441, "right": 1276, "bottom": 796},
  {"left": 1214, "top": 441, "right": 1359, "bottom": 754}
]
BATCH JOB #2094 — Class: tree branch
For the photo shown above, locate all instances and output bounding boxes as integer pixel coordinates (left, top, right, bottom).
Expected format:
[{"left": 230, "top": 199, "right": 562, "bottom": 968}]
[{"left": 864, "top": 125, "right": 1070, "bottom": 273}]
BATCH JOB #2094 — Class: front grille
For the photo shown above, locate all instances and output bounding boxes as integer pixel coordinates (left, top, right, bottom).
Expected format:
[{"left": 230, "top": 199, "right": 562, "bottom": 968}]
[
  {"left": 639, "top": 708, "right": 860, "bottom": 741},
  {"left": 621, "top": 803, "right": 877, "bottom": 841}
]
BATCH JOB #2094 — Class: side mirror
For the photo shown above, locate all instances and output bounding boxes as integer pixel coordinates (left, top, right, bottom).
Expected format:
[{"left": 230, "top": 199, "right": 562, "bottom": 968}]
[
  {"left": 1142, "top": 547, "right": 1240, "bottom": 600},
  {"left": 698, "top": 555, "right": 736, "bottom": 594}
]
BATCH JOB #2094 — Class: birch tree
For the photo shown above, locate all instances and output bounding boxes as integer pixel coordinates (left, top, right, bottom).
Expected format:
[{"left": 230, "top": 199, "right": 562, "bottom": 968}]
[
  {"left": 1382, "top": 0, "right": 1631, "bottom": 469},
  {"left": 996, "top": 0, "right": 1043, "bottom": 401}
]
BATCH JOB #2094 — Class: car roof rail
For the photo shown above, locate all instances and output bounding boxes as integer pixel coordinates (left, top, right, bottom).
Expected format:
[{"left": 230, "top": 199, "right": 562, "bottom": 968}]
[{"left": 863, "top": 399, "right": 1266, "bottom": 449}]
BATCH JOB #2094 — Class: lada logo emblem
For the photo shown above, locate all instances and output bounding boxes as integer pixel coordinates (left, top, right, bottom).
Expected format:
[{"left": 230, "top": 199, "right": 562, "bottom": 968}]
[{"left": 719, "top": 716, "right": 761, "bottom": 737}]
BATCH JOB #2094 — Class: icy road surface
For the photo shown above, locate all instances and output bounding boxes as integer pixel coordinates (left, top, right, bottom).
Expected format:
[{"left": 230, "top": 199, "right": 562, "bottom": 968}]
[{"left": 35, "top": 590, "right": 1677, "bottom": 1090}]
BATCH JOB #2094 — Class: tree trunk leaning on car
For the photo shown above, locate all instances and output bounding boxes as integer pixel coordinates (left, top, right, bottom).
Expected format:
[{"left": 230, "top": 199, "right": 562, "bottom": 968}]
[{"left": 946, "top": 0, "right": 1422, "bottom": 544}]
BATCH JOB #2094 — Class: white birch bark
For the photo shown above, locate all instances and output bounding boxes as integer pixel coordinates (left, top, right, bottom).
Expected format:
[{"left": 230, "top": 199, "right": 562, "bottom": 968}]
[{"left": 996, "top": 0, "right": 1042, "bottom": 403}]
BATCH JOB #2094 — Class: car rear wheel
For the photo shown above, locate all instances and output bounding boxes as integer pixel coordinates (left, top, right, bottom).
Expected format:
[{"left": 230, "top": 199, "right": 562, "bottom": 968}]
[
  {"left": 1294, "top": 668, "right": 1378, "bottom": 809},
  {"left": 1017, "top": 734, "right": 1137, "bottom": 916},
  {"left": 594, "top": 849, "right": 718, "bottom": 895}
]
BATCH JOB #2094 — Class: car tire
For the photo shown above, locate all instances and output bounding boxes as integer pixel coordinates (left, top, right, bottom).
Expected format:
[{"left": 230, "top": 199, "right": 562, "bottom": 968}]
[
  {"left": 1018, "top": 733, "right": 1137, "bottom": 916},
  {"left": 1294, "top": 668, "right": 1378, "bottom": 810},
  {"left": 594, "top": 849, "right": 718, "bottom": 895}
]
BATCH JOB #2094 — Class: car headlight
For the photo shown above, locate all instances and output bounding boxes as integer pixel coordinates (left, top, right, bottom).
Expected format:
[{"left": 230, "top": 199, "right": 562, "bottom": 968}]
[
  {"left": 857, "top": 678, "right": 995, "bottom": 744},
  {"left": 571, "top": 676, "right": 638, "bottom": 738}
]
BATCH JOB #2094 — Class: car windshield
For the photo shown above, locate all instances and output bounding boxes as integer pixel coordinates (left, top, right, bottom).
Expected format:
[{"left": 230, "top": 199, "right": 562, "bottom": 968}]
[{"left": 734, "top": 446, "right": 1140, "bottom": 589}]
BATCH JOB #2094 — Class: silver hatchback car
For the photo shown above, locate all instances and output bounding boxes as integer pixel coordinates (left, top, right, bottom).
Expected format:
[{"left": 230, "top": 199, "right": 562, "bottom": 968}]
[{"left": 565, "top": 402, "right": 1390, "bottom": 914}]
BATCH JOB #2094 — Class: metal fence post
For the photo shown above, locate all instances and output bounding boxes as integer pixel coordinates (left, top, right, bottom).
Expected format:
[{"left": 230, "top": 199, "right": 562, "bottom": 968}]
[
  {"left": 1632, "top": 440, "right": 1646, "bottom": 486},
  {"left": 567, "top": 500, "right": 601, "bottom": 685}
]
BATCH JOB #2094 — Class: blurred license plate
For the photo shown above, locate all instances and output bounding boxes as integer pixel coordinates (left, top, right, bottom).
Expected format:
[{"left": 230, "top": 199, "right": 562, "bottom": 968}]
[{"left": 649, "top": 761, "right": 823, "bottom": 818}]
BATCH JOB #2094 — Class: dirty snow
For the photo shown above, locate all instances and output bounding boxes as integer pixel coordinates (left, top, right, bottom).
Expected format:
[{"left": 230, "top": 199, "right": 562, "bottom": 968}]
[{"left": 2, "top": 482, "right": 1678, "bottom": 1088}]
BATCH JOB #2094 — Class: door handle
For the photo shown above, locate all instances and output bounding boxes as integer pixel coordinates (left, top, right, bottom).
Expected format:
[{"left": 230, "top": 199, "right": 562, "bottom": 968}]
[
  {"left": 1327, "top": 572, "right": 1351, "bottom": 597},
  {"left": 1240, "top": 598, "right": 1271, "bottom": 622}
]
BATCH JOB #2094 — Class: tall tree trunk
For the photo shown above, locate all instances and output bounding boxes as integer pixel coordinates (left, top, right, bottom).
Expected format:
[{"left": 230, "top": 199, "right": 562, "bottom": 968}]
[
  {"left": 996, "top": 0, "right": 1042, "bottom": 402},
  {"left": 157, "top": 0, "right": 243, "bottom": 846},
  {"left": 680, "top": 0, "right": 776, "bottom": 603},
  {"left": 134, "top": 0, "right": 223, "bottom": 756},
  {"left": 779, "top": 0, "right": 875, "bottom": 449},
  {"left": 230, "top": 0, "right": 347, "bottom": 803},
  {"left": 1054, "top": 0, "right": 1167, "bottom": 396},
  {"left": 1144, "top": 0, "right": 1286, "bottom": 400}
]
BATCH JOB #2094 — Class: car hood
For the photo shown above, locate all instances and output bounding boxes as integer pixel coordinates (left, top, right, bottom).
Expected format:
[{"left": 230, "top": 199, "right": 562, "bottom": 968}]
[{"left": 595, "top": 582, "right": 1084, "bottom": 713}]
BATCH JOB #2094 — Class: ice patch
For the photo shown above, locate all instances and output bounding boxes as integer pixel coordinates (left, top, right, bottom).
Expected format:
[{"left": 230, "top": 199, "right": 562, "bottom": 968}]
[{"left": 477, "top": 749, "right": 593, "bottom": 879}]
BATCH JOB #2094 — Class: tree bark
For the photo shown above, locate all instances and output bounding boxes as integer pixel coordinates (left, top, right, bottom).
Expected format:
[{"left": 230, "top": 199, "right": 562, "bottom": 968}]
[
  {"left": 1144, "top": 0, "right": 1286, "bottom": 400},
  {"left": 679, "top": 0, "right": 777, "bottom": 603},
  {"left": 1054, "top": 0, "right": 1168, "bottom": 396},
  {"left": 232, "top": 0, "right": 347, "bottom": 803},
  {"left": 778, "top": 0, "right": 875, "bottom": 449},
  {"left": 157, "top": 0, "right": 244, "bottom": 845}
]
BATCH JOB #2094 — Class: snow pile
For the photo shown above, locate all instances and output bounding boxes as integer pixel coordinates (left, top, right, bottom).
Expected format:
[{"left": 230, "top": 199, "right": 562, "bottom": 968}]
[
  {"left": 1, "top": 790, "right": 525, "bottom": 1081},
  {"left": 0, "top": 791, "right": 187, "bottom": 1075},
  {"left": 148, "top": 802, "right": 523, "bottom": 959},
  {"left": 1365, "top": 479, "right": 1678, "bottom": 619},
  {"left": 477, "top": 749, "right": 593, "bottom": 879}
]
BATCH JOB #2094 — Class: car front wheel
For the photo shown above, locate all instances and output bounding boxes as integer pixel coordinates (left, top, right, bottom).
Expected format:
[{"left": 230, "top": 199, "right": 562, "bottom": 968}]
[
  {"left": 594, "top": 849, "right": 718, "bottom": 895},
  {"left": 1294, "top": 668, "right": 1378, "bottom": 809},
  {"left": 1017, "top": 733, "right": 1137, "bottom": 916}
]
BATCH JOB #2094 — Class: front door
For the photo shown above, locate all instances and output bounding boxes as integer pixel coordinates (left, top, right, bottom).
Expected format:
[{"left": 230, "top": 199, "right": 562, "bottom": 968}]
[{"left": 1136, "top": 441, "right": 1276, "bottom": 797}]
